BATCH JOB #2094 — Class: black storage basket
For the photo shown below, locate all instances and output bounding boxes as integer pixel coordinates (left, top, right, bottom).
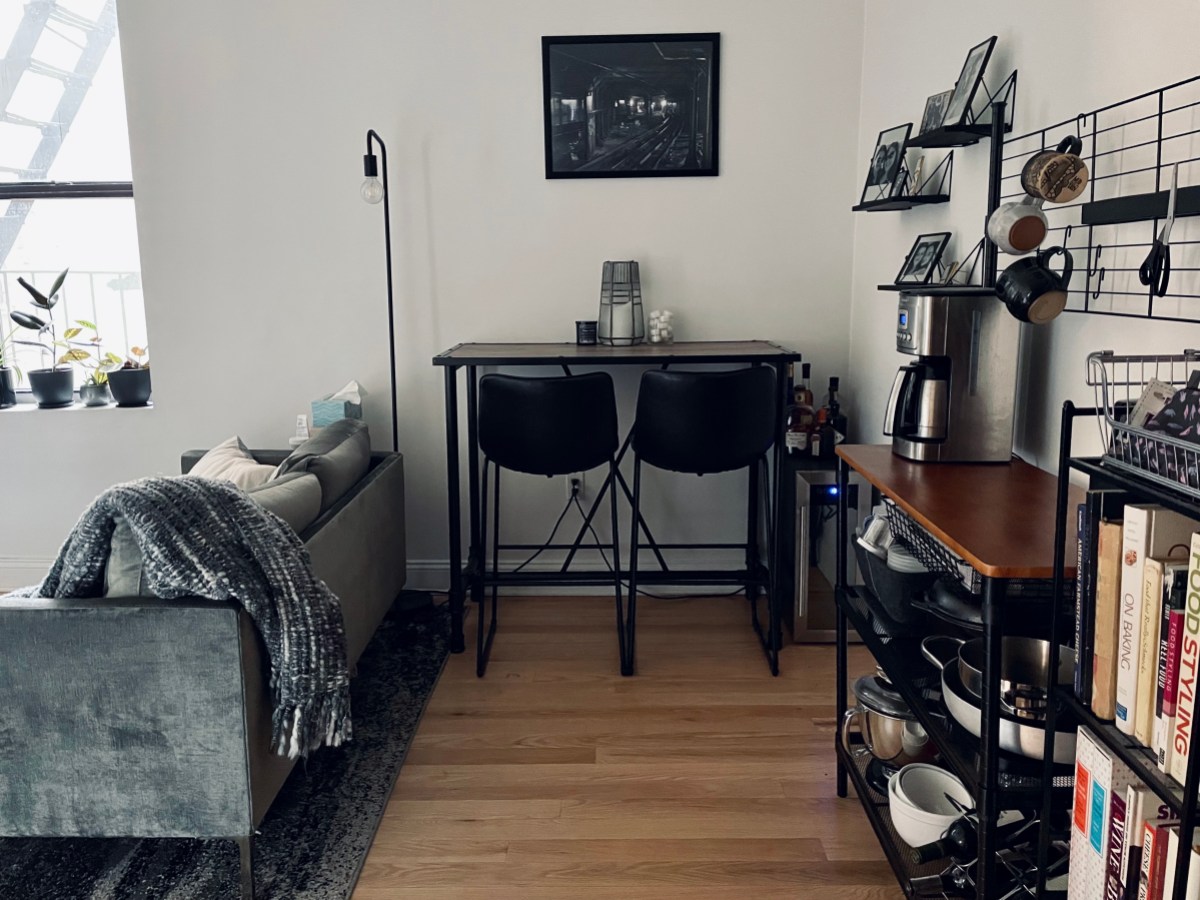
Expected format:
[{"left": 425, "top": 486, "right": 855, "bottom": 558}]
[{"left": 853, "top": 539, "right": 937, "bottom": 624}]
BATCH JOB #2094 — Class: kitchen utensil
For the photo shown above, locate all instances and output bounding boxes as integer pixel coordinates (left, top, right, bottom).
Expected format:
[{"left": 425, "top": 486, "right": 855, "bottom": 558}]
[
  {"left": 1139, "top": 162, "right": 1179, "bottom": 297},
  {"left": 1021, "top": 135, "right": 1089, "bottom": 203},
  {"left": 954, "top": 635, "right": 1075, "bottom": 702},
  {"left": 853, "top": 539, "right": 936, "bottom": 624},
  {"left": 987, "top": 194, "right": 1049, "bottom": 254},
  {"left": 888, "top": 763, "right": 972, "bottom": 848},
  {"left": 912, "top": 578, "right": 983, "bottom": 630},
  {"left": 841, "top": 673, "right": 938, "bottom": 767},
  {"left": 921, "top": 636, "right": 1077, "bottom": 763},
  {"left": 996, "top": 246, "right": 1074, "bottom": 324}
]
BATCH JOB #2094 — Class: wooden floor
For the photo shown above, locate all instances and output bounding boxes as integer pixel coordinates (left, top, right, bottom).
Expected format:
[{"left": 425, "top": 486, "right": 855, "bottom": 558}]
[{"left": 355, "top": 595, "right": 895, "bottom": 899}]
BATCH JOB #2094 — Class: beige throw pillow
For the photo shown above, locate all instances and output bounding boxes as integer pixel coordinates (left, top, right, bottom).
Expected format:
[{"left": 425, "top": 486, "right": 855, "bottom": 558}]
[{"left": 189, "top": 436, "right": 275, "bottom": 490}]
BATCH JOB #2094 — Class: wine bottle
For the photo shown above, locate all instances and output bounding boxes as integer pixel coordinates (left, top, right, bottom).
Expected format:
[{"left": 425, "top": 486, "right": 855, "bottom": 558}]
[
  {"left": 786, "top": 364, "right": 815, "bottom": 454},
  {"left": 909, "top": 814, "right": 1031, "bottom": 865}
]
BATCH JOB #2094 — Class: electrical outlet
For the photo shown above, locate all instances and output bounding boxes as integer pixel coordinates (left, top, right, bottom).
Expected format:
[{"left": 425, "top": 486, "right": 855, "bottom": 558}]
[{"left": 566, "top": 472, "right": 585, "bottom": 501}]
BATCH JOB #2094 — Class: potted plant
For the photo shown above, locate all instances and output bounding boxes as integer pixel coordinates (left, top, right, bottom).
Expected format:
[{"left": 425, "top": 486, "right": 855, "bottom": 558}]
[
  {"left": 58, "top": 320, "right": 123, "bottom": 407},
  {"left": 107, "top": 345, "right": 151, "bottom": 407},
  {"left": 0, "top": 326, "right": 19, "bottom": 409},
  {"left": 10, "top": 269, "right": 74, "bottom": 408}
]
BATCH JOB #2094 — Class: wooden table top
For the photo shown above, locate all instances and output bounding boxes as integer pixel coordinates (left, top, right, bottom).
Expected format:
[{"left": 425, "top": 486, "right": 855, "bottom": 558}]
[
  {"left": 837, "top": 444, "right": 1082, "bottom": 580},
  {"left": 432, "top": 340, "right": 801, "bottom": 366}
]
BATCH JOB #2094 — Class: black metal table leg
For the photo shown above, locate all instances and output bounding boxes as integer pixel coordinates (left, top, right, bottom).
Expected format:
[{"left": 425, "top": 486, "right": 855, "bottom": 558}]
[
  {"left": 977, "top": 575, "right": 1008, "bottom": 899},
  {"left": 835, "top": 456, "right": 849, "bottom": 799},
  {"left": 444, "top": 365, "right": 465, "bottom": 653},
  {"left": 466, "top": 366, "right": 482, "bottom": 617},
  {"left": 770, "top": 360, "right": 789, "bottom": 668}
]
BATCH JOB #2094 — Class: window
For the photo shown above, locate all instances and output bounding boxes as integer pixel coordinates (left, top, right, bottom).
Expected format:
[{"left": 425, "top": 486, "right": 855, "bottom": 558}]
[{"left": 0, "top": 0, "right": 146, "bottom": 388}]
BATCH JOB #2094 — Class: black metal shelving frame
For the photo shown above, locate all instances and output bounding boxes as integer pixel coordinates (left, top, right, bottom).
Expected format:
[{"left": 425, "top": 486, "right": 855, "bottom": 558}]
[
  {"left": 1044, "top": 402, "right": 1200, "bottom": 900},
  {"left": 835, "top": 457, "right": 1074, "bottom": 899}
]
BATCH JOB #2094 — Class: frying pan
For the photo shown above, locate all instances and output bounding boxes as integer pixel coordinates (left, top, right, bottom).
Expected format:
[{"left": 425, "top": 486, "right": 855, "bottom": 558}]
[
  {"left": 921, "top": 636, "right": 1077, "bottom": 764},
  {"left": 940, "top": 635, "right": 1076, "bottom": 706}
]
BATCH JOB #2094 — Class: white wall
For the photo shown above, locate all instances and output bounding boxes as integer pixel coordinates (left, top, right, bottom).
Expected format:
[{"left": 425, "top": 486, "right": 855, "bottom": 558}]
[
  {"left": 849, "top": 0, "right": 1200, "bottom": 469},
  {"left": 0, "top": 1, "right": 866, "bottom": 588}
]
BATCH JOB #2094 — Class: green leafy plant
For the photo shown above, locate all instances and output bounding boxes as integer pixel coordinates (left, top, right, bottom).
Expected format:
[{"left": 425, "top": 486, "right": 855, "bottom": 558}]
[
  {"left": 10, "top": 268, "right": 68, "bottom": 371},
  {"left": 59, "top": 319, "right": 123, "bottom": 385},
  {"left": 120, "top": 344, "right": 149, "bottom": 370}
]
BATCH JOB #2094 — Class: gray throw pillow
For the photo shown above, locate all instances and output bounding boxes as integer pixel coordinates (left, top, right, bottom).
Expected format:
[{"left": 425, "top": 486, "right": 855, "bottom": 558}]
[
  {"left": 247, "top": 472, "right": 322, "bottom": 533},
  {"left": 274, "top": 418, "right": 371, "bottom": 512},
  {"left": 103, "top": 515, "right": 154, "bottom": 597}
]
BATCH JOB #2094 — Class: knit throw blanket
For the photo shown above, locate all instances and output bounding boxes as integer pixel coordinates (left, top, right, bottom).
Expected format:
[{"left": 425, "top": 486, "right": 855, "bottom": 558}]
[{"left": 5, "top": 476, "right": 351, "bottom": 759}]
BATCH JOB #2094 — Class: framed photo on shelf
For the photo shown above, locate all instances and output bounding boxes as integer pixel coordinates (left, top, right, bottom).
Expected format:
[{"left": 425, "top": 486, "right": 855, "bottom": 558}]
[
  {"left": 860, "top": 123, "right": 911, "bottom": 204},
  {"left": 919, "top": 90, "right": 952, "bottom": 134},
  {"left": 541, "top": 33, "right": 720, "bottom": 179},
  {"left": 895, "top": 232, "right": 951, "bottom": 285},
  {"left": 941, "top": 36, "right": 997, "bottom": 128}
]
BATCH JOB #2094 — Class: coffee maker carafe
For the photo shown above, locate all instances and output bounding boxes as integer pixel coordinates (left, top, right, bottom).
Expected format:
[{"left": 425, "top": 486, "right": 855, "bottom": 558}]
[{"left": 884, "top": 293, "right": 1020, "bottom": 463}]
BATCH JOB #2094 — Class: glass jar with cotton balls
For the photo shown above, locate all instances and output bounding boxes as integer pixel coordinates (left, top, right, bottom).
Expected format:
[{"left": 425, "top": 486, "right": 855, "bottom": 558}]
[{"left": 647, "top": 310, "right": 675, "bottom": 344}]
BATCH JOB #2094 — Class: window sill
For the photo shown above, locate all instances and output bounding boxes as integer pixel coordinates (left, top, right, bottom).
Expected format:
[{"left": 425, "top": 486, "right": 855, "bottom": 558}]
[{"left": 2, "top": 399, "right": 154, "bottom": 412}]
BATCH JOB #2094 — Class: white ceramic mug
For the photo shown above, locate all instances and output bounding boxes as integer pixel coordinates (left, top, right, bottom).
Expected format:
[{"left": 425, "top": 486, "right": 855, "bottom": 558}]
[{"left": 987, "top": 195, "right": 1048, "bottom": 255}]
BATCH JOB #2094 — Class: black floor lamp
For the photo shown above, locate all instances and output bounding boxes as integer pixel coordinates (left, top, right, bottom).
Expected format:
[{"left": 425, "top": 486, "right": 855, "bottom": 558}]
[{"left": 361, "top": 129, "right": 399, "bottom": 453}]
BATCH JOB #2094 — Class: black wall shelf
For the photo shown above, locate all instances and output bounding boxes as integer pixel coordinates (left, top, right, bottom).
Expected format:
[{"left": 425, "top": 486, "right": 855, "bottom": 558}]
[
  {"left": 853, "top": 194, "right": 950, "bottom": 212},
  {"left": 907, "top": 123, "right": 1009, "bottom": 149},
  {"left": 876, "top": 284, "right": 998, "bottom": 296}
]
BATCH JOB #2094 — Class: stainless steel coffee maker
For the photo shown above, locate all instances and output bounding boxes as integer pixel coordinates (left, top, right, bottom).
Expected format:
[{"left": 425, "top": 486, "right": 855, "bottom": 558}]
[{"left": 884, "top": 293, "right": 1020, "bottom": 463}]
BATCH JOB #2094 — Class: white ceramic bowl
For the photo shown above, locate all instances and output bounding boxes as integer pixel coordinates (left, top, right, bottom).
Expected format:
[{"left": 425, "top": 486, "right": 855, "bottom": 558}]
[{"left": 887, "top": 763, "right": 971, "bottom": 847}]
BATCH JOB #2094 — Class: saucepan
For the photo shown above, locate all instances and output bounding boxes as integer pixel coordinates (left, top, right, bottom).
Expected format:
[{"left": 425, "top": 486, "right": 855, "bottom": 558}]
[
  {"left": 921, "top": 636, "right": 1077, "bottom": 764},
  {"left": 934, "top": 635, "right": 1076, "bottom": 713}
]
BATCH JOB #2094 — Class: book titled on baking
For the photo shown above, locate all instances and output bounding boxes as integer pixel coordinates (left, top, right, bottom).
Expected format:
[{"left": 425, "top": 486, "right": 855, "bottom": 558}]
[{"left": 1118, "top": 506, "right": 1196, "bottom": 737}]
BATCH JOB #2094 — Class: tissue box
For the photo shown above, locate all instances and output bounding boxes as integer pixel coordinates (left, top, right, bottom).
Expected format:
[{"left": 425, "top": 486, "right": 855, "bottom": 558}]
[{"left": 311, "top": 398, "right": 362, "bottom": 428}]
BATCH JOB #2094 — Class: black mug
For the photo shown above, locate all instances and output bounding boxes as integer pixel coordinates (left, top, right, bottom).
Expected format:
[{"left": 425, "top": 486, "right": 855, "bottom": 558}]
[{"left": 996, "top": 246, "right": 1073, "bottom": 325}]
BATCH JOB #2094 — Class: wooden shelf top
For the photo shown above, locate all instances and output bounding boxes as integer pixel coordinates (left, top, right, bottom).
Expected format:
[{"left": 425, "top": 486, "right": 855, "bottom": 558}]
[{"left": 837, "top": 444, "right": 1081, "bottom": 580}]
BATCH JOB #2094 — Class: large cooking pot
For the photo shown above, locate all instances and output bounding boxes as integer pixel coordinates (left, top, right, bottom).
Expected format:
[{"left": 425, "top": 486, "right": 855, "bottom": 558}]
[
  {"left": 921, "top": 636, "right": 1077, "bottom": 764},
  {"left": 841, "top": 672, "right": 938, "bottom": 767}
]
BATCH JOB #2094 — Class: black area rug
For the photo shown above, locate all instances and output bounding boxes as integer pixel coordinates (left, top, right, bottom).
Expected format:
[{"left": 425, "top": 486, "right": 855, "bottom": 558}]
[{"left": 0, "top": 599, "right": 450, "bottom": 900}]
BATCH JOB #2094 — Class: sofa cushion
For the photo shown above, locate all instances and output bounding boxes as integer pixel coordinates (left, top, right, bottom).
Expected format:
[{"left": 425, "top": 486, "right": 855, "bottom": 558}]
[
  {"left": 188, "top": 436, "right": 275, "bottom": 490},
  {"left": 273, "top": 419, "right": 370, "bottom": 511},
  {"left": 247, "top": 472, "right": 322, "bottom": 533},
  {"left": 103, "top": 515, "right": 155, "bottom": 597}
]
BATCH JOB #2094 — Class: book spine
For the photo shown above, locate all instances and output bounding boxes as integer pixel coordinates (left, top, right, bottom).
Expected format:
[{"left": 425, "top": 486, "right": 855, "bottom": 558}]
[
  {"left": 1171, "top": 535, "right": 1200, "bottom": 786},
  {"left": 1162, "top": 609, "right": 1186, "bottom": 773},
  {"left": 1109, "top": 790, "right": 1130, "bottom": 899},
  {"left": 1119, "top": 506, "right": 1153, "bottom": 735},
  {"left": 1142, "top": 819, "right": 1158, "bottom": 900},
  {"left": 1152, "top": 824, "right": 1176, "bottom": 900},
  {"left": 1098, "top": 521, "right": 1126, "bottom": 720},
  {"left": 1139, "top": 561, "right": 1166, "bottom": 745},
  {"left": 1158, "top": 577, "right": 1174, "bottom": 761},
  {"left": 1078, "top": 502, "right": 1090, "bottom": 700},
  {"left": 1124, "top": 785, "right": 1147, "bottom": 890}
]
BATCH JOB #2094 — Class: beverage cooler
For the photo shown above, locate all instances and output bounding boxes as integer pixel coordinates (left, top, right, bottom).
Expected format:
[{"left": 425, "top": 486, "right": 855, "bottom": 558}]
[{"left": 786, "top": 460, "right": 871, "bottom": 642}]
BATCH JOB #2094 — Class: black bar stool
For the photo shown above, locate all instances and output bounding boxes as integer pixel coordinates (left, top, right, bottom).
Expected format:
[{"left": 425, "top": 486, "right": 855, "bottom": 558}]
[
  {"left": 477, "top": 372, "right": 622, "bottom": 677},
  {"left": 623, "top": 367, "right": 778, "bottom": 676}
]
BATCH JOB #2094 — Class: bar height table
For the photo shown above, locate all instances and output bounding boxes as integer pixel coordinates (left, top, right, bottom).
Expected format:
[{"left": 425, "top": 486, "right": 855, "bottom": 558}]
[{"left": 433, "top": 340, "right": 802, "bottom": 671}]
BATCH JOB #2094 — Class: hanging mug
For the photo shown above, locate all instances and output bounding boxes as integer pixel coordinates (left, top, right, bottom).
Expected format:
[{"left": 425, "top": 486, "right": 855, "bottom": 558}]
[
  {"left": 1021, "top": 135, "right": 1088, "bottom": 204},
  {"left": 987, "top": 195, "right": 1049, "bottom": 255},
  {"left": 996, "top": 246, "right": 1074, "bottom": 324}
]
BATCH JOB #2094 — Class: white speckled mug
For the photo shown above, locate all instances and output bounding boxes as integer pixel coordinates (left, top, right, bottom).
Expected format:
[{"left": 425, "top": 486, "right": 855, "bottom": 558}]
[{"left": 987, "top": 195, "right": 1048, "bottom": 255}]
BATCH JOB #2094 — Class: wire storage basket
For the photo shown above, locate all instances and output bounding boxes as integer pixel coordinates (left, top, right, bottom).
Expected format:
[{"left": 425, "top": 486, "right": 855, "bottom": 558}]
[{"left": 1087, "top": 350, "right": 1200, "bottom": 500}]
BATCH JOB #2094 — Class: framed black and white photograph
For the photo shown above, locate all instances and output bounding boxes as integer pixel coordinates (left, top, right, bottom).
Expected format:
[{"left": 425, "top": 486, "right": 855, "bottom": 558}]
[
  {"left": 940, "top": 36, "right": 996, "bottom": 128},
  {"left": 542, "top": 33, "right": 720, "bottom": 179},
  {"left": 860, "top": 123, "right": 911, "bottom": 203},
  {"left": 919, "top": 90, "right": 952, "bottom": 134},
  {"left": 895, "top": 232, "right": 951, "bottom": 285}
]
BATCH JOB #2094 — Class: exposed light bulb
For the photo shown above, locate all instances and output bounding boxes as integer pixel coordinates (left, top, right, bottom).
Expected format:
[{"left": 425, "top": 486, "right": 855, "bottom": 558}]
[{"left": 360, "top": 177, "right": 384, "bottom": 204}]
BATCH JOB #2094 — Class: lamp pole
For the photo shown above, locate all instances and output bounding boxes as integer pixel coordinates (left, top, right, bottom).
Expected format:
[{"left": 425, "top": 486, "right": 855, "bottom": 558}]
[{"left": 361, "top": 129, "right": 398, "bottom": 453}]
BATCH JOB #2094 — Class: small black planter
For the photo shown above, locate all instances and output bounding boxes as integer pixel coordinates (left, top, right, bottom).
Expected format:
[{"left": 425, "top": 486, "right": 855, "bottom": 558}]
[
  {"left": 108, "top": 367, "right": 151, "bottom": 407},
  {"left": 28, "top": 368, "right": 74, "bottom": 409},
  {"left": 0, "top": 367, "right": 15, "bottom": 408}
]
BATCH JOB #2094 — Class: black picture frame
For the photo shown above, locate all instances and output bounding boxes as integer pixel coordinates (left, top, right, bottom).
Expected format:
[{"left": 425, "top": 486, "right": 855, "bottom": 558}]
[
  {"left": 861, "top": 123, "right": 912, "bottom": 204},
  {"left": 941, "top": 36, "right": 997, "bottom": 128},
  {"left": 542, "top": 33, "right": 720, "bottom": 179},
  {"left": 895, "top": 232, "right": 951, "bottom": 285},
  {"left": 919, "top": 90, "right": 953, "bottom": 134}
]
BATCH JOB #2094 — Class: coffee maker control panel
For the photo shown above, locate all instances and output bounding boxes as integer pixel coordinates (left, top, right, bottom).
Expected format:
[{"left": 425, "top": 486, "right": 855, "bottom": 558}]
[{"left": 895, "top": 293, "right": 945, "bottom": 357}]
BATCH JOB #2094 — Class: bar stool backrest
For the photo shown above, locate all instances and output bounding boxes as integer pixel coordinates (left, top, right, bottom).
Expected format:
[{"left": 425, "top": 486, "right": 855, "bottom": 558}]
[
  {"left": 479, "top": 372, "right": 619, "bottom": 476},
  {"left": 633, "top": 368, "right": 777, "bottom": 474}
]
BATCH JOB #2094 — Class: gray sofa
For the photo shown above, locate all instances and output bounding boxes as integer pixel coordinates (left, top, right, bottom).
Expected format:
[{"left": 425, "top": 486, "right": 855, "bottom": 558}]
[{"left": 0, "top": 448, "right": 406, "bottom": 899}]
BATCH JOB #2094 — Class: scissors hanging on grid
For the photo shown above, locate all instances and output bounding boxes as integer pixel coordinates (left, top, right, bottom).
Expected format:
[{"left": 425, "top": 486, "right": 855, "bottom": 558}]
[{"left": 1139, "top": 163, "right": 1179, "bottom": 297}]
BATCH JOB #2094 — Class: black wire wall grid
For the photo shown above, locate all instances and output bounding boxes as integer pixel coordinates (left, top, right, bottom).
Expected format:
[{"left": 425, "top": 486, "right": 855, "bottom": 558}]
[
  {"left": 999, "top": 74, "right": 1200, "bottom": 323},
  {"left": 853, "top": 150, "right": 954, "bottom": 211}
]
